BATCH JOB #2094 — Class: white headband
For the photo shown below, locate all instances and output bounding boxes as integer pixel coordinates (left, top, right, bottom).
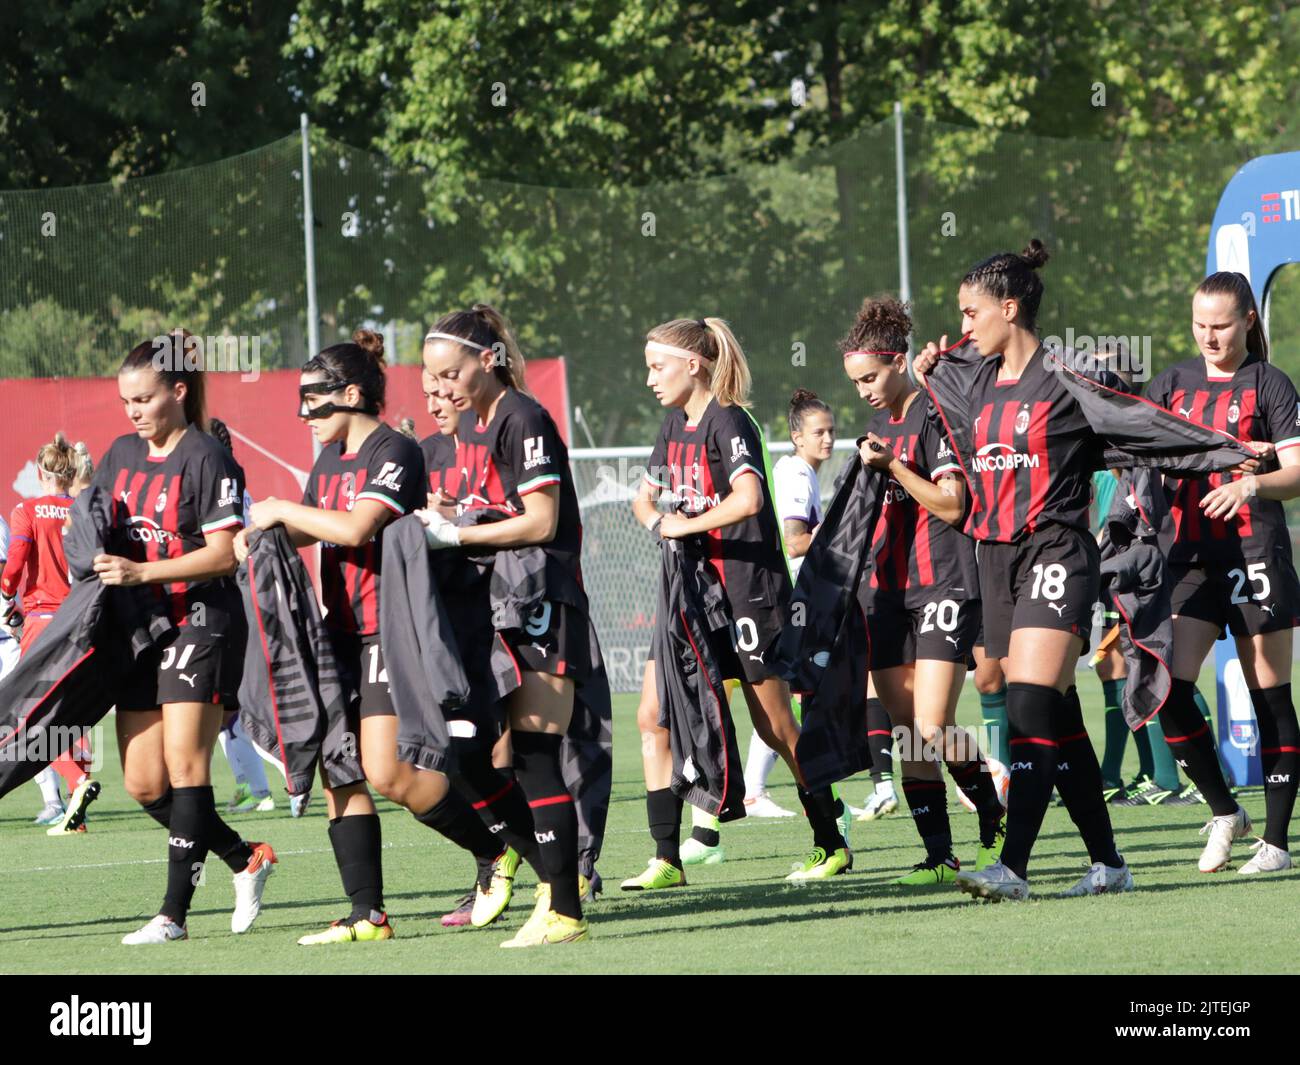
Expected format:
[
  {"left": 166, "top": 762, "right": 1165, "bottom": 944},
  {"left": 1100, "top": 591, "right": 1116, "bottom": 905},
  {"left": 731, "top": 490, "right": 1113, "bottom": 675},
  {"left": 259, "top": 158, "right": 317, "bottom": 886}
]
[
  {"left": 646, "top": 340, "right": 712, "bottom": 362},
  {"left": 425, "top": 330, "right": 490, "bottom": 352}
]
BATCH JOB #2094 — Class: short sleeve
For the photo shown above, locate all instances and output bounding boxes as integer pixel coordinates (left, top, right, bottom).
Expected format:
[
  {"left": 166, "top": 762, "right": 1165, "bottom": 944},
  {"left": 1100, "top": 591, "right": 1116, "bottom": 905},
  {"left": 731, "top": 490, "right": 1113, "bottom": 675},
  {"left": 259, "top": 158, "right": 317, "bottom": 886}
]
[
  {"left": 920, "top": 413, "right": 962, "bottom": 482},
  {"left": 91, "top": 438, "right": 120, "bottom": 492},
  {"left": 711, "top": 407, "right": 765, "bottom": 487},
  {"left": 501, "top": 404, "right": 564, "bottom": 497},
  {"left": 0, "top": 515, "right": 9, "bottom": 561},
  {"left": 1262, "top": 369, "right": 1300, "bottom": 456},
  {"left": 356, "top": 432, "right": 423, "bottom": 514},
  {"left": 774, "top": 458, "right": 814, "bottom": 524},
  {"left": 644, "top": 418, "right": 671, "bottom": 491},
  {"left": 195, "top": 447, "right": 246, "bottom": 535},
  {"left": 1144, "top": 368, "right": 1173, "bottom": 413}
]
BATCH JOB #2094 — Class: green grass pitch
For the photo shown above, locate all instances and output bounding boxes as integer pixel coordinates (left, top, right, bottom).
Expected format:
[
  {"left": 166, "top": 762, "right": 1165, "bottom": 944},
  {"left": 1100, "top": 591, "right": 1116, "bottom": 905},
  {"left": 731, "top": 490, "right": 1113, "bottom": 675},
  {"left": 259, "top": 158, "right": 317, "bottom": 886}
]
[{"left": 2, "top": 663, "right": 1294, "bottom": 974}]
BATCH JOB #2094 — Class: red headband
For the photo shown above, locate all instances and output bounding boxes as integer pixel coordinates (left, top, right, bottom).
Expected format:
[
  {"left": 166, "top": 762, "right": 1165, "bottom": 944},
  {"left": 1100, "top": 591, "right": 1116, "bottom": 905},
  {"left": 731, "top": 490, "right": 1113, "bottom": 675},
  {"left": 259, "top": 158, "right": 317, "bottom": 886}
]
[{"left": 842, "top": 349, "right": 905, "bottom": 359}]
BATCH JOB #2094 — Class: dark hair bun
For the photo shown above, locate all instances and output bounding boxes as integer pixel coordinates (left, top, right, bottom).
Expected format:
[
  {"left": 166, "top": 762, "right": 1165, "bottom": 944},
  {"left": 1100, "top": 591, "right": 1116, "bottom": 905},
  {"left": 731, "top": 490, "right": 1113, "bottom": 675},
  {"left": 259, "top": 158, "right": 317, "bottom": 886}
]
[
  {"left": 352, "top": 328, "right": 386, "bottom": 367},
  {"left": 789, "top": 387, "right": 820, "bottom": 409},
  {"left": 1021, "top": 238, "right": 1050, "bottom": 270}
]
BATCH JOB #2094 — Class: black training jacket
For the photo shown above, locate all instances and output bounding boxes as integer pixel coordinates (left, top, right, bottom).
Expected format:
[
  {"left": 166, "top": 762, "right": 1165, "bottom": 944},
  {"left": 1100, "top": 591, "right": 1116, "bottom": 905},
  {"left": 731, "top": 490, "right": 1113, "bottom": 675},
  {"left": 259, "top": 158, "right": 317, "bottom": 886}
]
[
  {"left": 1099, "top": 468, "right": 1176, "bottom": 730},
  {"left": 237, "top": 526, "right": 364, "bottom": 793},
  {"left": 771, "top": 459, "right": 888, "bottom": 792},
  {"left": 0, "top": 487, "right": 176, "bottom": 798},
  {"left": 654, "top": 534, "right": 747, "bottom": 821}
]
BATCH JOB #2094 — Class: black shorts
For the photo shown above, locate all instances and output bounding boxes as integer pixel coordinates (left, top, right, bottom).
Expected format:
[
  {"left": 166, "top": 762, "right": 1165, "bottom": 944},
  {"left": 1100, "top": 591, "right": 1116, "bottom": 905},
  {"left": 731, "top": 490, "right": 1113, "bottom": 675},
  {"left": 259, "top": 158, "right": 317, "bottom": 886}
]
[
  {"left": 500, "top": 600, "right": 592, "bottom": 682},
  {"left": 118, "top": 634, "right": 241, "bottom": 711},
  {"left": 647, "top": 603, "right": 782, "bottom": 684},
  {"left": 1170, "top": 557, "right": 1300, "bottom": 637},
  {"left": 331, "top": 631, "right": 395, "bottom": 723},
  {"left": 977, "top": 523, "right": 1100, "bottom": 660},
  {"left": 867, "top": 592, "right": 980, "bottom": 670}
]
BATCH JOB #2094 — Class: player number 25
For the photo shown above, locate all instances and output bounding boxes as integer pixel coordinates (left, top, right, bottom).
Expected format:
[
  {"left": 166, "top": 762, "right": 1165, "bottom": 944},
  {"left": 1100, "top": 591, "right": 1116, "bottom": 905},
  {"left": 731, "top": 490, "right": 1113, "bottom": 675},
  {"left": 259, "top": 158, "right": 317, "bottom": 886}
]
[{"left": 1228, "top": 563, "right": 1271, "bottom": 605}]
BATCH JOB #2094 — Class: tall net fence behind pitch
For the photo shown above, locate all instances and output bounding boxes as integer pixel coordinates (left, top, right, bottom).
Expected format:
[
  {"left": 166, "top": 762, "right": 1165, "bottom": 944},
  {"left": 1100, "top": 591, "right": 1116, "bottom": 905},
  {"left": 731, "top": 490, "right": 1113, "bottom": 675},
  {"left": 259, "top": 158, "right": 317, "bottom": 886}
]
[
  {"left": 5, "top": 117, "right": 1300, "bottom": 688},
  {"left": 571, "top": 441, "right": 860, "bottom": 692}
]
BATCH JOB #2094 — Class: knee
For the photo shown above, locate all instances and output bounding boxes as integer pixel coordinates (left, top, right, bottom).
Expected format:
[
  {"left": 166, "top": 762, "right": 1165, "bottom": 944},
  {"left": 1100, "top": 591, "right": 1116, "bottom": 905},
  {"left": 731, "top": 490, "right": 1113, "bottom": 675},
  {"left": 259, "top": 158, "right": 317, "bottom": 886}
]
[
  {"left": 125, "top": 777, "right": 167, "bottom": 807},
  {"left": 636, "top": 698, "right": 663, "bottom": 737},
  {"left": 974, "top": 669, "right": 1003, "bottom": 696},
  {"left": 915, "top": 719, "right": 944, "bottom": 747}
]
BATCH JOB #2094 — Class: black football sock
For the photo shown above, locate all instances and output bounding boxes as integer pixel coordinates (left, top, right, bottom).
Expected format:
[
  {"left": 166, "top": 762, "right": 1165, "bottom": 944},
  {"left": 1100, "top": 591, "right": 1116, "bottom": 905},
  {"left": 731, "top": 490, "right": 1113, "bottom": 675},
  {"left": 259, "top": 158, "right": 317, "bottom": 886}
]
[
  {"left": 141, "top": 789, "right": 173, "bottom": 829},
  {"left": 160, "top": 786, "right": 214, "bottom": 925},
  {"left": 647, "top": 788, "right": 683, "bottom": 865},
  {"left": 946, "top": 757, "right": 1004, "bottom": 847},
  {"left": 1054, "top": 686, "right": 1122, "bottom": 868},
  {"left": 797, "top": 786, "right": 846, "bottom": 853},
  {"left": 1000, "top": 682, "right": 1063, "bottom": 879},
  {"left": 1099, "top": 678, "right": 1129, "bottom": 786},
  {"left": 901, "top": 777, "right": 952, "bottom": 861},
  {"left": 453, "top": 751, "right": 546, "bottom": 879},
  {"left": 1145, "top": 713, "right": 1183, "bottom": 792},
  {"left": 415, "top": 789, "right": 502, "bottom": 862},
  {"left": 866, "top": 697, "right": 894, "bottom": 784},
  {"left": 513, "top": 731, "right": 581, "bottom": 920},
  {"left": 1133, "top": 720, "right": 1155, "bottom": 781},
  {"left": 690, "top": 824, "right": 721, "bottom": 847},
  {"left": 207, "top": 811, "right": 255, "bottom": 872},
  {"left": 328, "top": 813, "right": 385, "bottom": 921},
  {"left": 1160, "top": 679, "right": 1235, "bottom": 816},
  {"left": 1252, "top": 685, "right": 1299, "bottom": 850}
]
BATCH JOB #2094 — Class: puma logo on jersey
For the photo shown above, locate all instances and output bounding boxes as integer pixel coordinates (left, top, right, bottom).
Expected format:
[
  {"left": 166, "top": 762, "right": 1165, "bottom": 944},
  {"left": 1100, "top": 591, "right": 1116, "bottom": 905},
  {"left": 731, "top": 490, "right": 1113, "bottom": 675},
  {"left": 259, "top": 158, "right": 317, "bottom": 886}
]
[
  {"left": 729, "top": 436, "right": 751, "bottom": 462},
  {"left": 370, "top": 462, "right": 406, "bottom": 491},
  {"left": 178, "top": 673, "right": 197, "bottom": 687},
  {"left": 1047, "top": 602, "right": 1066, "bottom": 617},
  {"left": 529, "top": 643, "right": 549, "bottom": 659},
  {"left": 1177, "top": 406, "right": 1194, "bottom": 418},
  {"left": 523, "top": 436, "right": 550, "bottom": 470},
  {"left": 1261, "top": 604, "right": 1276, "bottom": 616},
  {"left": 944, "top": 635, "right": 960, "bottom": 647},
  {"left": 120, "top": 490, "right": 132, "bottom": 506},
  {"left": 748, "top": 653, "right": 765, "bottom": 663}
]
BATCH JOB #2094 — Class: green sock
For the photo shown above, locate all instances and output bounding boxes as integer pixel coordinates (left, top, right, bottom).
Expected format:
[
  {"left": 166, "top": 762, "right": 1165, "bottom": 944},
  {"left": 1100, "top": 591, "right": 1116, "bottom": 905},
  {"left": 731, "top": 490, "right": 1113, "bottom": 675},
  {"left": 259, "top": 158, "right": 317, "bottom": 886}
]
[
  {"left": 1192, "top": 684, "right": 1233, "bottom": 782},
  {"left": 1145, "top": 715, "right": 1182, "bottom": 793},
  {"left": 979, "top": 687, "right": 1010, "bottom": 767},
  {"left": 1133, "top": 720, "right": 1154, "bottom": 781},
  {"left": 1099, "top": 678, "right": 1128, "bottom": 786}
]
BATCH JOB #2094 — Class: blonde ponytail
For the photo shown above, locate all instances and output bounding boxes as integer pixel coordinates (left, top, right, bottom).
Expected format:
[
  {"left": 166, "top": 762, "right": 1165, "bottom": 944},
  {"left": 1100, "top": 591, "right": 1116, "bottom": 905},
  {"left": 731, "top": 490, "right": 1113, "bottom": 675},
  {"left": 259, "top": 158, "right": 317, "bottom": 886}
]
[{"left": 644, "top": 316, "right": 752, "bottom": 408}]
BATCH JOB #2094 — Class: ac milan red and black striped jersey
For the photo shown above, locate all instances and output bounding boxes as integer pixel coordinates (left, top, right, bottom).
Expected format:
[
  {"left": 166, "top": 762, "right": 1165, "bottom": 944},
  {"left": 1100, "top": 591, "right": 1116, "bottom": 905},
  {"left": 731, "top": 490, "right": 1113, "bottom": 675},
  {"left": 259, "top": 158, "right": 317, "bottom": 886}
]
[
  {"left": 965, "top": 345, "right": 1103, "bottom": 543},
  {"left": 303, "top": 422, "right": 425, "bottom": 636},
  {"left": 1146, "top": 353, "right": 1300, "bottom": 564},
  {"left": 454, "top": 388, "right": 583, "bottom": 578},
  {"left": 94, "top": 427, "right": 245, "bottom": 640},
  {"left": 2, "top": 495, "right": 73, "bottom": 613},
  {"left": 644, "top": 398, "right": 791, "bottom": 613},
  {"left": 864, "top": 395, "right": 977, "bottom": 603},
  {"left": 420, "top": 432, "right": 458, "bottom": 497}
]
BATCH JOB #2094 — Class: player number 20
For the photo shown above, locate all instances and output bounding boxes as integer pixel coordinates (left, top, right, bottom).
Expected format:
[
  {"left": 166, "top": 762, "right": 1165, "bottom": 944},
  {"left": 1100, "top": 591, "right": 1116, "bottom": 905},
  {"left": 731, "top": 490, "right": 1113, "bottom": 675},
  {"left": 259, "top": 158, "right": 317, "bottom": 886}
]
[
  {"left": 1228, "top": 563, "right": 1271, "bottom": 605},
  {"left": 733, "top": 617, "right": 760, "bottom": 652},
  {"left": 1030, "top": 563, "right": 1067, "bottom": 601},
  {"left": 919, "top": 600, "right": 960, "bottom": 633}
]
